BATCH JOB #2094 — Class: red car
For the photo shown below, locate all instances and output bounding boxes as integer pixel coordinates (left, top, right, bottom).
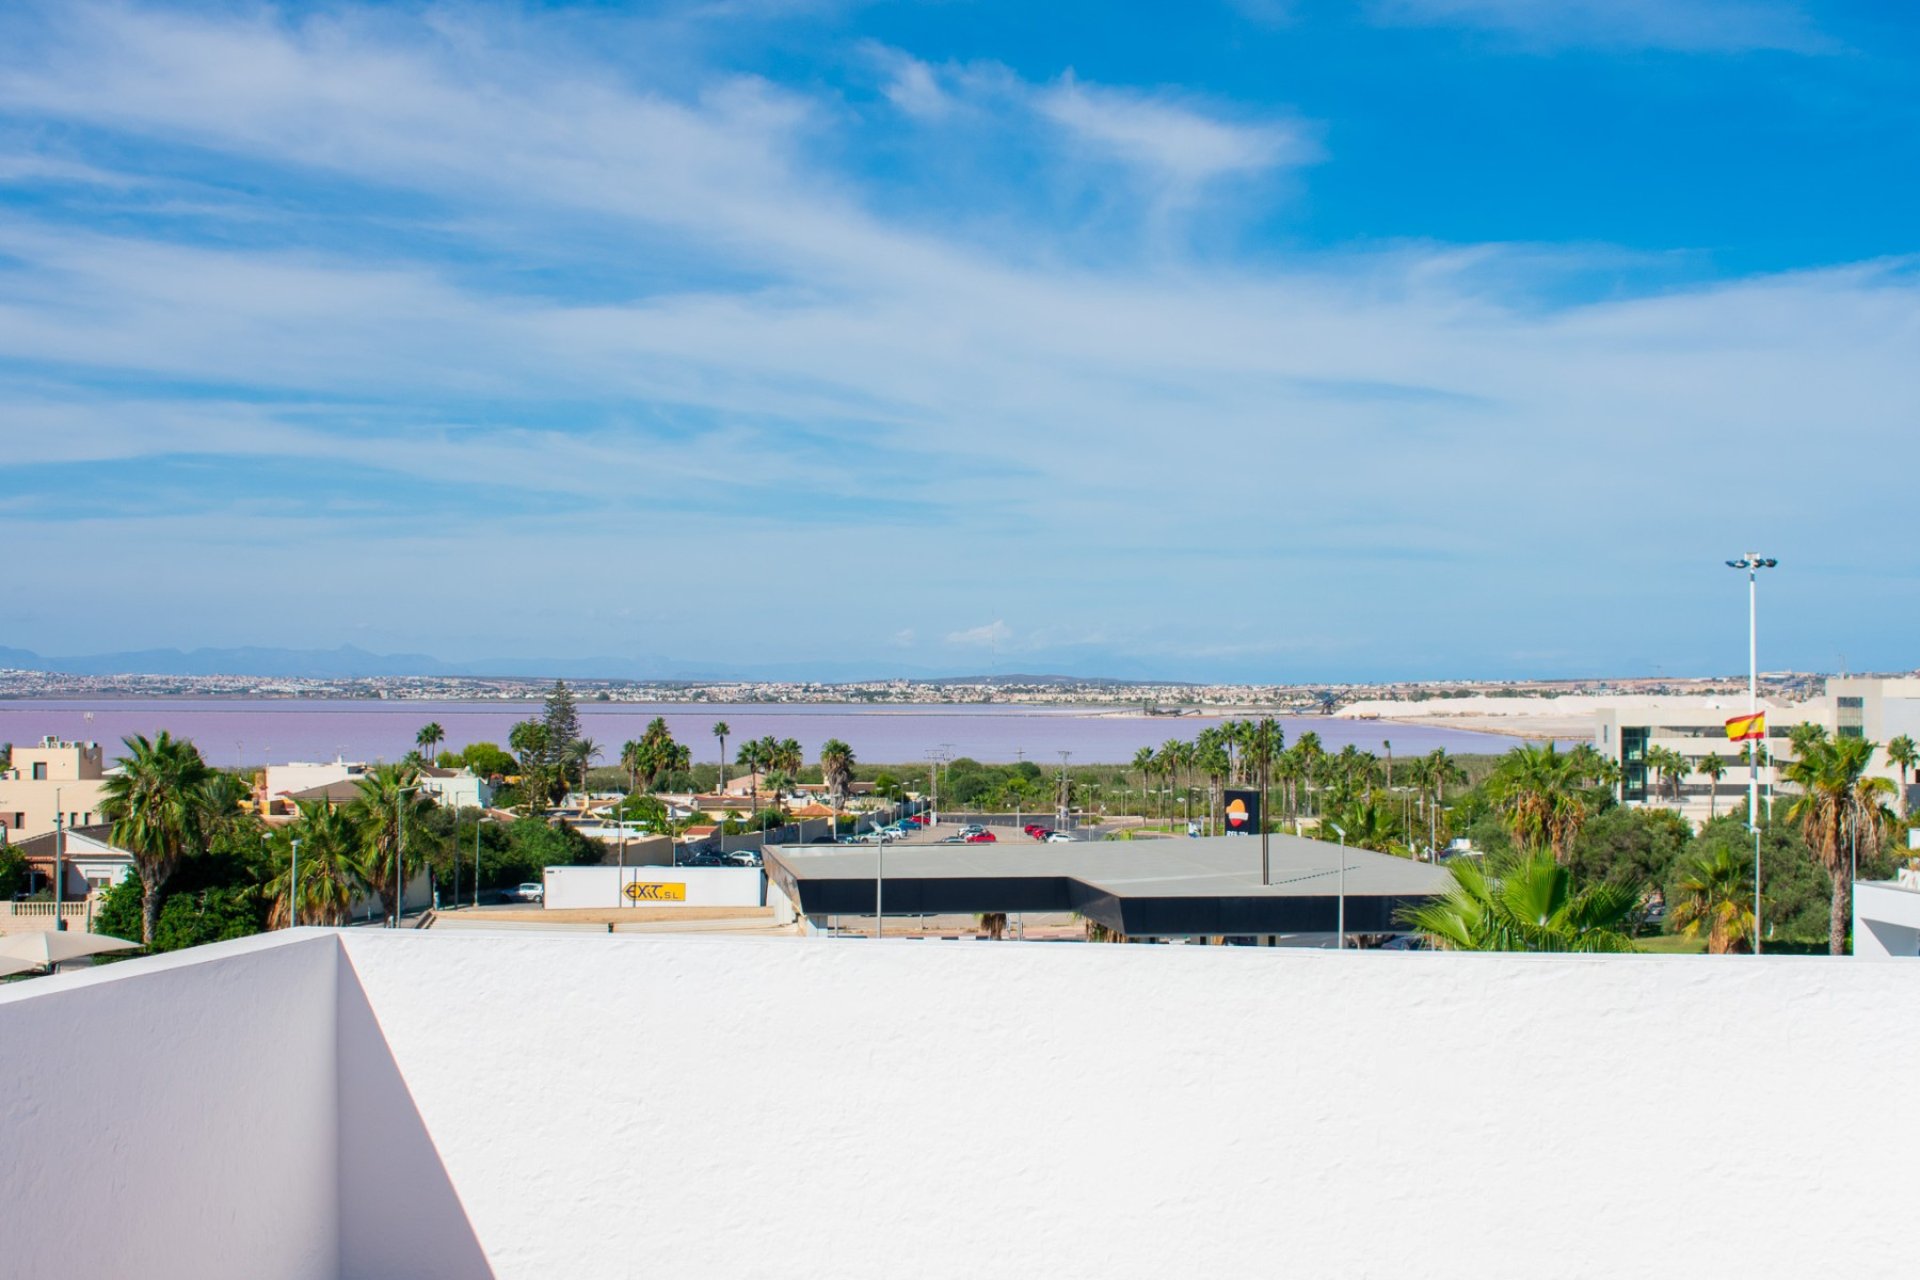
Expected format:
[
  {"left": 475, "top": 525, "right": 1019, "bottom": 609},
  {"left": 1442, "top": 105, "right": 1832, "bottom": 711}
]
[
  {"left": 1023, "top": 824, "right": 1046, "bottom": 838},
  {"left": 965, "top": 831, "right": 998, "bottom": 843}
]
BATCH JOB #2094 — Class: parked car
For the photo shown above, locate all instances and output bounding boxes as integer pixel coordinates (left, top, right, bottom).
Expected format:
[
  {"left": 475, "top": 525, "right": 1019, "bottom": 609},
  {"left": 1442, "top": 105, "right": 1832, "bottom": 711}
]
[
  {"left": 1379, "top": 934, "right": 1429, "bottom": 951},
  {"left": 1028, "top": 827, "right": 1054, "bottom": 840},
  {"left": 959, "top": 824, "right": 987, "bottom": 837},
  {"left": 683, "top": 853, "right": 733, "bottom": 867},
  {"left": 1042, "top": 831, "right": 1074, "bottom": 844},
  {"left": 938, "top": 835, "right": 968, "bottom": 844},
  {"left": 964, "top": 831, "right": 997, "bottom": 844},
  {"left": 506, "top": 882, "right": 544, "bottom": 904},
  {"left": 724, "top": 851, "right": 762, "bottom": 867}
]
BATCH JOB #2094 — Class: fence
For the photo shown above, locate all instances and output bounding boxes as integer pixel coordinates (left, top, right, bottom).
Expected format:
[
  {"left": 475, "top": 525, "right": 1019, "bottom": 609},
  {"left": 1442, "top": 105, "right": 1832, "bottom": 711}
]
[{"left": 0, "top": 901, "right": 94, "bottom": 933}]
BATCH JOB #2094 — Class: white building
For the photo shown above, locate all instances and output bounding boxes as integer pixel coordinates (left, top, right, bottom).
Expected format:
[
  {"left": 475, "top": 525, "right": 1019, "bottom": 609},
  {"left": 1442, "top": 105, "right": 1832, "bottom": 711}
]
[
  {"left": 416, "top": 766, "right": 494, "bottom": 811},
  {"left": 1, "top": 931, "right": 1918, "bottom": 1277},
  {"left": 1593, "top": 676, "right": 1920, "bottom": 827},
  {"left": 1854, "top": 869, "right": 1920, "bottom": 957},
  {"left": 260, "top": 758, "right": 371, "bottom": 818}
]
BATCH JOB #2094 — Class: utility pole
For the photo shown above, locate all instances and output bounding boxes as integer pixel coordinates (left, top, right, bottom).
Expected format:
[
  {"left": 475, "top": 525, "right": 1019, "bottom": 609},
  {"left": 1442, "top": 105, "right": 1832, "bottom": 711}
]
[
  {"left": 53, "top": 788, "right": 65, "bottom": 933},
  {"left": 1058, "top": 751, "right": 1072, "bottom": 834}
]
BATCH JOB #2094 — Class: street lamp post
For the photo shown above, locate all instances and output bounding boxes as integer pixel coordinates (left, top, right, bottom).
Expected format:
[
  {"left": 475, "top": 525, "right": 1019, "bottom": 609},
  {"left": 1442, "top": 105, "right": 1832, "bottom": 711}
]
[
  {"left": 52, "top": 789, "right": 65, "bottom": 933},
  {"left": 394, "top": 785, "right": 422, "bottom": 928},
  {"left": 1726, "top": 553, "right": 1778, "bottom": 953},
  {"left": 1328, "top": 822, "right": 1348, "bottom": 950}
]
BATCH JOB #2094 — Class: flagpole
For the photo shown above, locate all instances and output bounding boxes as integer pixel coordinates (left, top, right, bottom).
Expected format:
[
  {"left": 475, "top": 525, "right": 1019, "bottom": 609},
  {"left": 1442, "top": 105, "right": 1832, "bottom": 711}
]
[{"left": 1729, "top": 553, "right": 1776, "bottom": 954}]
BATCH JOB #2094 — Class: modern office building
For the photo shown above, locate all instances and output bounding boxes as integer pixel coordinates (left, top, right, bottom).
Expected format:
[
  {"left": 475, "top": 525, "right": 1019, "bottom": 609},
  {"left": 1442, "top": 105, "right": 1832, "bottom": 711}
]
[
  {"left": 0, "top": 737, "right": 112, "bottom": 840},
  {"left": 1592, "top": 677, "right": 1920, "bottom": 828}
]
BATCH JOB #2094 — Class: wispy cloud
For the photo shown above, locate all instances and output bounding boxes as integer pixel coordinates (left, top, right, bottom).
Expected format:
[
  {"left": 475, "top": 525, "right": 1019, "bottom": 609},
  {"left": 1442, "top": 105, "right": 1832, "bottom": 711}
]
[
  {"left": 0, "top": 2, "right": 1909, "bottom": 677},
  {"left": 1372, "top": 0, "right": 1833, "bottom": 53}
]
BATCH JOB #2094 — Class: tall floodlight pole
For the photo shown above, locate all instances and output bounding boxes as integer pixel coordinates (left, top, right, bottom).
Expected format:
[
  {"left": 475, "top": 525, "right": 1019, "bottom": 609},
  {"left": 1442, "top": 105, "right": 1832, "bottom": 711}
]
[
  {"left": 289, "top": 838, "right": 301, "bottom": 928},
  {"left": 1727, "top": 554, "right": 1777, "bottom": 953},
  {"left": 875, "top": 837, "right": 884, "bottom": 940}
]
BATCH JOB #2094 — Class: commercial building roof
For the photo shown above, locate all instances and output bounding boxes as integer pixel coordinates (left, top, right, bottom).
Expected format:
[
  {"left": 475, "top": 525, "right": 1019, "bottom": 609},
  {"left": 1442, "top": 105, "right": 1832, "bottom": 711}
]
[{"left": 764, "top": 833, "right": 1451, "bottom": 937}]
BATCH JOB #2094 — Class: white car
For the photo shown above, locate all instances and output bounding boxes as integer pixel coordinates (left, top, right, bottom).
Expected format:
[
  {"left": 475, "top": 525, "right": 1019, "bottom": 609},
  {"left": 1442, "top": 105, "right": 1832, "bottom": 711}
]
[
  {"left": 1042, "top": 832, "right": 1074, "bottom": 844},
  {"left": 508, "top": 882, "right": 545, "bottom": 903}
]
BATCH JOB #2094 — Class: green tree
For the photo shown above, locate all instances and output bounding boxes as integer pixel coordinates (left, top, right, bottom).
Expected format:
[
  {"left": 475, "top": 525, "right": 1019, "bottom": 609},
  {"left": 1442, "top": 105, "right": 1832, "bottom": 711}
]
[
  {"left": 1698, "top": 752, "right": 1728, "bottom": 819},
  {"left": 101, "top": 731, "right": 216, "bottom": 946},
  {"left": 1486, "top": 743, "right": 1591, "bottom": 862},
  {"left": 0, "top": 842, "right": 27, "bottom": 899},
  {"left": 416, "top": 722, "right": 446, "bottom": 762},
  {"left": 1669, "top": 842, "right": 1754, "bottom": 954},
  {"left": 1888, "top": 735, "right": 1918, "bottom": 821},
  {"left": 542, "top": 681, "right": 581, "bottom": 759},
  {"left": 712, "top": 721, "right": 730, "bottom": 792},
  {"left": 353, "top": 763, "right": 439, "bottom": 925},
  {"left": 820, "top": 738, "right": 856, "bottom": 812},
  {"left": 1403, "top": 851, "right": 1640, "bottom": 952},
  {"left": 265, "top": 800, "right": 370, "bottom": 928},
  {"left": 457, "top": 742, "right": 515, "bottom": 778},
  {"left": 1784, "top": 735, "right": 1895, "bottom": 955}
]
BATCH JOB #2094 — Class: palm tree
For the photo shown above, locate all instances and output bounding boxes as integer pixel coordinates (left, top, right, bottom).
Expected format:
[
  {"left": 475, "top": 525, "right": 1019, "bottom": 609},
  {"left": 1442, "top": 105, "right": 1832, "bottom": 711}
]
[
  {"left": 1245, "top": 717, "right": 1283, "bottom": 835},
  {"left": 266, "top": 800, "right": 369, "bottom": 928},
  {"left": 1699, "top": 753, "right": 1728, "bottom": 819},
  {"left": 1784, "top": 736, "right": 1895, "bottom": 954},
  {"left": 353, "top": 763, "right": 436, "bottom": 926},
  {"left": 1131, "top": 746, "right": 1156, "bottom": 818},
  {"left": 712, "top": 721, "right": 731, "bottom": 793},
  {"left": 1643, "top": 746, "right": 1689, "bottom": 807},
  {"left": 1486, "top": 743, "right": 1589, "bottom": 862},
  {"left": 101, "top": 731, "right": 214, "bottom": 946},
  {"left": 619, "top": 738, "right": 645, "bottom": 794},
  {"left": 736, "top": 739, "right": 765, "bottom": 815},
  {"left": 1402, "top": 851, "right": 1640, "bottom": 952},
  {"left": 1668, "top": 843, "right": 1754, "bottom": 954},
  {"left": 1888, "top": 734, "right": 1918, "bottom": 820},
  {"left": 567, "top": 737, "right": 601, "bottom": 799},
  {"left": 820, "top": 738, "right": 856, "bottom": 814},
  {"left": 416, "top": 722, "right": 446, "bottom": 765},
  {"left": 1295, "top": 732, "right": 1325, "bottom": 820}
]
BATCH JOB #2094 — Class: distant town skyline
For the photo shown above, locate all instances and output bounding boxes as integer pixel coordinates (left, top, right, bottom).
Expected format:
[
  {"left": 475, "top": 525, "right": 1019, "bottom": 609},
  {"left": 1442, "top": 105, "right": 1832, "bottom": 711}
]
[{"left": 3, "top": 1, "right": 1916, "bottom": 681}]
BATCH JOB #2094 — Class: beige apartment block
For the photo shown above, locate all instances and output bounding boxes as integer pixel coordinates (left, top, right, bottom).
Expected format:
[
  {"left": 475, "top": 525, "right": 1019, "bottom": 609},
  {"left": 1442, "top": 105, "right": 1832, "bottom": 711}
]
[
  {"left": 0, "top": 738, "right": 113, "bottom": 841},
  {"left": 1593, "top": 676, "right": 1920, "bottom": 829}
]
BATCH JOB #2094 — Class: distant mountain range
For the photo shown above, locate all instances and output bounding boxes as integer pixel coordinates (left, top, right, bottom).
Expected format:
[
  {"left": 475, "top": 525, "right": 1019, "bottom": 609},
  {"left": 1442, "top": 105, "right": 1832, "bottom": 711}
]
[{"left": 0, "top": 645, "right": 1166, "bottom": 686}]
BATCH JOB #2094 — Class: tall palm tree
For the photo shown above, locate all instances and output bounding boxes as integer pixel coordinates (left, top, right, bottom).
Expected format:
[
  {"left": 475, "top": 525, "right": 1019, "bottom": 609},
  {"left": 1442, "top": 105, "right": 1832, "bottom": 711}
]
[
  {"left": 1131, "top": 745, "right": 1156, "bottom": 819},
  {"left": 1784, "top": 736, "right": 1894, "bottom": 955},
  {"left": 1669, "top": 843, "right": 1754, "bottom": 954},
  {"left": 266, "top": 800, "right": 369, "bottom": 928},
  {"left": 101, "top": 731, "right": 214, "bottom": 946},
  {"left": 619, "top": 738, "right": 645, "bottom": 795},
  {"left": 1402, "top": 851, "right": 1640, "bottom": 952},
  {"left": 1888, "top": 734, "right": 1918, "bottom": 820},
  {"left": 567, "top": 738, "right": 601, "bottom": 798},
  {"left": 712, "top": 721, "right": 731, "bottom": 793},
  {"left": 1295, "top": 732, "right": 1325, "bottom": 820},
  {"left": 353, "top": 763, "right": 437, "bottom": 926},
  {"left": 1486, "top": 743, "right": 1590, "bottom": 862},
  {"left": 820, "top": 738, "right": 856, "bottom": 814},
  {"left": 416, "top": 722, "right": 446, "bottom": 765},
  {"left": 1698, "top": 753, "right": 1728, "bottom": 819},
  {"left": 736, "top": 739, "right": 765, "bottom": 815},
  {"left": 1245, "top": 717, "right": 1283, "bottom": 835}
]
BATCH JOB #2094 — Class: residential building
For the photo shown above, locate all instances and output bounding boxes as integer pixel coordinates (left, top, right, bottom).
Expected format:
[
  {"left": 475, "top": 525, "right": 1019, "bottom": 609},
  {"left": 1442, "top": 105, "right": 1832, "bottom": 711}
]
[
  {"left": 258, "top": 758, "right": 371, "bottom": 818},
  {"left": 12, "top": 822, "right": 135, "bottom": 897},
  {"left": 417, "top": 766, "right": 494, "bottom": 811},
  {"left": 0, "top": 737, "right": 112, "bottom": 839}
]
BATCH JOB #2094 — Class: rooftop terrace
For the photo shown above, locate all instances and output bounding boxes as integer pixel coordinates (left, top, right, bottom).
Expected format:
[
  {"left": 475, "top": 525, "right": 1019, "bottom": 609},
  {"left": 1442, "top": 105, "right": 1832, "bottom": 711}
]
[{"left": 0, "top": 929, "right": 1912, "bottom": 1277}]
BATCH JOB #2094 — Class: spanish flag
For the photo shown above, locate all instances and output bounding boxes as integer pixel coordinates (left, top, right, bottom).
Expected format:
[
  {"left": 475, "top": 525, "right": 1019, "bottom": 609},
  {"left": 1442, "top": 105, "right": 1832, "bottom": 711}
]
[{"left": 1725, "top": 712, "right": 1767, "bottom": 741}]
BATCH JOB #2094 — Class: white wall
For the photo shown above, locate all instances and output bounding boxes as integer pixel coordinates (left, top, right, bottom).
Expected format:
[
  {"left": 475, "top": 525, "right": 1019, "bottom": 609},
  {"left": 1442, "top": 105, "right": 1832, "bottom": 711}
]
[
  {"left": 1854, "top": 880, "right": 1920, "bottom": 957},
  {"left": 542, "top": 864, "right": 765, "bottom": 910},
  {"left": 338, "top": 931, "right": 1920, "bottom": 1279},
  {"left": 0, "top": 932, "right": 339, "bottom": 1280}
]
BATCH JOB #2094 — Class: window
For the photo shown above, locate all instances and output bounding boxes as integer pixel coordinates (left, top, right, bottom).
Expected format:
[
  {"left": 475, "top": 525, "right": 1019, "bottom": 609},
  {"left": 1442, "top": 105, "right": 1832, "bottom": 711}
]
[
  {"left": 1838, "top": 696, "right": 1865, "bottom": 709},
  {"left": 31, "top": 762, "right": 47, "bottom": 780},
  {"left": 9, "top": 813, "right": 19, "bottom": 829}
]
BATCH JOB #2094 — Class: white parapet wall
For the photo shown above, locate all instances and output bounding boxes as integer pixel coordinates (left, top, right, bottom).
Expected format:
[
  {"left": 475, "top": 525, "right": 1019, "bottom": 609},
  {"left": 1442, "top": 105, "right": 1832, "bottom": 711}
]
[
  {"left": 5, "top": 930, "right": 1920, "bottom": 1278},
  {"left": 542, "top": 863, "right": 767, "bottom": 910},
  {"left": 1855, "top": 878, "right": 1920, "bottom": 956}
]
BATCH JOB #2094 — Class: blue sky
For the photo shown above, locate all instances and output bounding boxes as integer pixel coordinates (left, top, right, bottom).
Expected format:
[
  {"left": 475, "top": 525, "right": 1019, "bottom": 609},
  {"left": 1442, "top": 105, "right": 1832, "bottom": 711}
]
[{"left": 1, "top": 0, "right": 1916, "bottom": 682}]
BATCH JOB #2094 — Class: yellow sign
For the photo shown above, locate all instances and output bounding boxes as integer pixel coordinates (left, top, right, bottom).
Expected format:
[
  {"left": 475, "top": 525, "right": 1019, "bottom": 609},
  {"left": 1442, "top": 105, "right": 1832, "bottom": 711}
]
[{"left": 623, "top": 881, "right": 687, "bottom": 902}]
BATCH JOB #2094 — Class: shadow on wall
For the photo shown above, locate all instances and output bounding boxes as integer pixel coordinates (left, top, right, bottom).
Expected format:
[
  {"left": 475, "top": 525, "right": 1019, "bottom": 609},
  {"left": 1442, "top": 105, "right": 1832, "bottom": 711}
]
[{"left": 337, "top": 949, "right": 497, "bottom": 1280}]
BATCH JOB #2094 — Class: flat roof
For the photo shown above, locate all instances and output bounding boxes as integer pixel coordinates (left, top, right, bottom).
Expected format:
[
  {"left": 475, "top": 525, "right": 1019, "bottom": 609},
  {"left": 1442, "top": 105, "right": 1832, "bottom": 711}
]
[{"left": 764, "top": 834, "right": 1451, "bottom": 938}]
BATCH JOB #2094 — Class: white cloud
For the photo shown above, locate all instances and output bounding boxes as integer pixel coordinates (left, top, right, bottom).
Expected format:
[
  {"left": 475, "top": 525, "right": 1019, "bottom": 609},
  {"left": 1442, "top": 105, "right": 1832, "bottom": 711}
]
[
  {"left": 946, "top": 621, "right": 1013, "bottom": 649},
  {"left": 1372, "top": 0, "right": 1832, "bottom": 53},
  {"left": 1036, "top": 76, "right": 1317, "bottom": 191}
]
